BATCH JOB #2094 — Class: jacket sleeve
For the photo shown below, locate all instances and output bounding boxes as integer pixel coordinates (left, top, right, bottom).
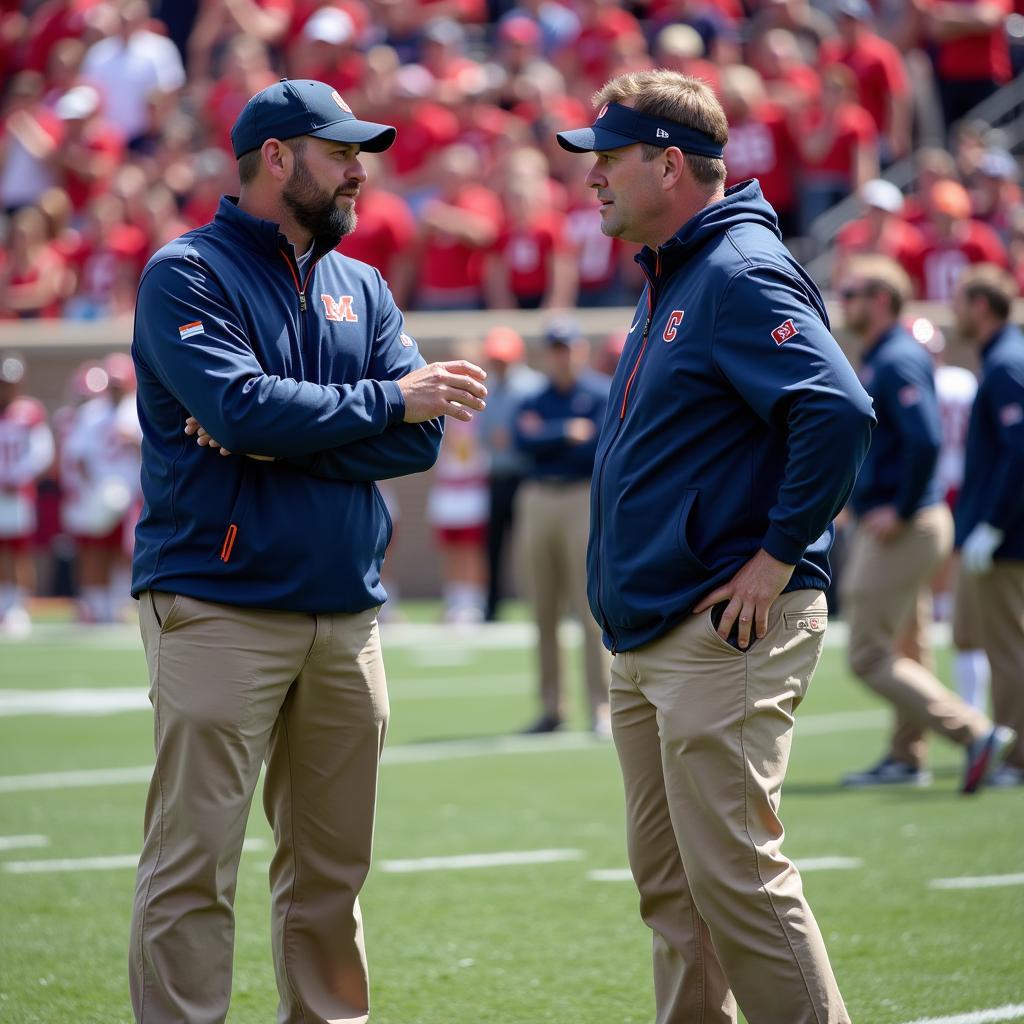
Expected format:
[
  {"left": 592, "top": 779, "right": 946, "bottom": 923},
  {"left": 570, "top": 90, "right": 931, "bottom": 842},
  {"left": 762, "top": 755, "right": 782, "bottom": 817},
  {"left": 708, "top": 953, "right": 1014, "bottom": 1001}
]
[
  {"left": 133, "top": 255, "right": 406, "bottom": 458},
  {"left": 284, "top": 276, "right": 444, "bottom": 481},
  {"left": 713, "top": 266, "right": 876, "bottom": 565},
  {"left": 875, "top": 357, "right": 941, "bottom": 519},
  {"left": 978, "top": 364, "right": 1024, "bottom": 530}
]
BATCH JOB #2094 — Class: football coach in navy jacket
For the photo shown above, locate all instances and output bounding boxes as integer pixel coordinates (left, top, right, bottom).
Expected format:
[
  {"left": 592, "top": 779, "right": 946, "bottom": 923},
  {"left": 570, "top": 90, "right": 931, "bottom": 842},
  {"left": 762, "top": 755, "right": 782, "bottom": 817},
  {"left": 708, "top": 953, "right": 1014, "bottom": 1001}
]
[
  {"left": 127, "top": 81, "right": 487, "bottom": 1024},
  {"left": 557, "top": 71, "right": 874, "bottom": 1024}
]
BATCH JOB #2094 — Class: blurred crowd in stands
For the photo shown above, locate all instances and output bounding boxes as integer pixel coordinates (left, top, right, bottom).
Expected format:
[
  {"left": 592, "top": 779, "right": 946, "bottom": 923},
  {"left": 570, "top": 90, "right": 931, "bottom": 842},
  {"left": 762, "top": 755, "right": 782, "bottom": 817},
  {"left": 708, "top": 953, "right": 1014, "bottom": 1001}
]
[{"left": 1, "top": 0, "right": 1023, "bottom": 320}]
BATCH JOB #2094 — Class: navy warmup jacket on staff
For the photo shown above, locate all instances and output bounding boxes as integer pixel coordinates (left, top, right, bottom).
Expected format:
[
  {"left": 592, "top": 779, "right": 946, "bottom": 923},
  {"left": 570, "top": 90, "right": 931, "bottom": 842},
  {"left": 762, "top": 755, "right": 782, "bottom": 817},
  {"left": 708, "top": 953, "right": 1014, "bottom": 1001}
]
[
  {"left": 131, "top": 196, "right": 443, "bottom": 613},
  {"left": 587, "top": 181, "right": 876, "bottom": 653},
  {"left": 850, "top": 325, "right": 942, "bottom": 519},
  {"left": 955, "top": 324, "right": 1024, "bottom": 559}
]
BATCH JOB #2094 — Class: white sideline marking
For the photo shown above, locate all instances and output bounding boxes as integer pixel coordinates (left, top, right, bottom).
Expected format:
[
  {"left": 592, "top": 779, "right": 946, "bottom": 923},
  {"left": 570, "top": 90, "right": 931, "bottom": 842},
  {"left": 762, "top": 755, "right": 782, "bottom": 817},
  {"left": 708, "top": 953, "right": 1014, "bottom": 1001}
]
[
  {"left": 929, "top": 873, "right": 1024, "bottom": 890},
  {"left": 0, "top": 766, "right": 152, "bottom": 793},
  {"left": 0, "top": 834, "right": 49, "bottom": 851},
  {"left": 380, "top": 849, "right": 583, "bottom": 874},
  {"left": 900, "top": 1004, "right": 1024, "bottom": 1024},
  {"left": 588, "top": 857, "right": 863, "bottom": 883},
  {"left": 1, "top": 837, "right": 269, "bottom": 874}
]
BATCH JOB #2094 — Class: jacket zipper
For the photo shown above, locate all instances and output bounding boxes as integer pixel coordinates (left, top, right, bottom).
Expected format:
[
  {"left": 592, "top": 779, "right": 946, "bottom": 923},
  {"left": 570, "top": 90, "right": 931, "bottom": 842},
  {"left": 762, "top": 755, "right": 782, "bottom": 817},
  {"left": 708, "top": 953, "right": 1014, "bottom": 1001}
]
[
  {"left": 592, "top": 257, "right": 661, "bottom": 653},
  {"left": 279, "top": 248, "right": 316, "bottom": 312}
]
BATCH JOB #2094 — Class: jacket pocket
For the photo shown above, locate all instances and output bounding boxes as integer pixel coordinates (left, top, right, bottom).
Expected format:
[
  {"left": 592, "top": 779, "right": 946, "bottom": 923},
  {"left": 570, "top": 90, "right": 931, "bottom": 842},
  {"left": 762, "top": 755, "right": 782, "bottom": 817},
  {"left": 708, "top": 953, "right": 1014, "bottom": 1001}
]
[
  {"left": 675, "top": 488, "right": 712, "bottom": 574},
  {"left": 371, "top": 483, "right": 393, "bottom": 549},
  {"left": 149, "top": 590, "right": 182, "bottom": 632},
  {"left": 218, "top": 468, "right": 254, "bottom": 563}
]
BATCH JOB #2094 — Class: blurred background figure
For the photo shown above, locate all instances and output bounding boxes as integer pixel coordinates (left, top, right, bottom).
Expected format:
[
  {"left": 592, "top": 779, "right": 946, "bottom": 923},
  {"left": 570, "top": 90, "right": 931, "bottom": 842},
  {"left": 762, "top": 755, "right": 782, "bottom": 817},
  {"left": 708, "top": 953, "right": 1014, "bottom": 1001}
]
[
  {"left": 0, "top": 354, "right": 55, "bottom": 636},
  {"left": 60, "top": 352, "right": 141, "bottom": 623},
  {"left": 513, "top": 318, "right": 611, "bottom": 735},
  {"left": 477, "top": 326, "right": 542, "bottom": 623},
  {"left": 427, "top": 342, "right": 490, "bottom": 624}
]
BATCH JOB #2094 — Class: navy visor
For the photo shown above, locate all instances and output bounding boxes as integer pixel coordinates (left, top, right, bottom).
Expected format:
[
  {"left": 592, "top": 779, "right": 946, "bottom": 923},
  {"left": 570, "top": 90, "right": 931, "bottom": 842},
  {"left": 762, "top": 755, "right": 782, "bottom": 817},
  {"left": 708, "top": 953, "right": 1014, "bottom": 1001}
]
[{"left": 556, "top": 102, "right": 724, "bottom": 159}]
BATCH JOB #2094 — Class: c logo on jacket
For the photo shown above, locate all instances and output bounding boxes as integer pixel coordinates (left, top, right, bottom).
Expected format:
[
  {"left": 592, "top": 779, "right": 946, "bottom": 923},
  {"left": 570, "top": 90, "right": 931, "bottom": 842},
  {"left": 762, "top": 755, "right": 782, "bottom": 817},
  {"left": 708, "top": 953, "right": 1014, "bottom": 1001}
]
[
  {"left": 663, "top": 310, "right": 685, "bottom": 342},
  {"left": 320, "top": 294, "right": 359, "bottom": 323}
]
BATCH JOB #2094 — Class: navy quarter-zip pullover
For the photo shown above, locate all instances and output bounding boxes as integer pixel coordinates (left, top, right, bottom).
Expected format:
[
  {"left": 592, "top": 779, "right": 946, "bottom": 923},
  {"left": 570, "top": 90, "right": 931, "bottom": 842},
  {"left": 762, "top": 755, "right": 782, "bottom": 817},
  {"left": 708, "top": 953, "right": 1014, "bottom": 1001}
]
[
  {"left": 587, "top": 181, "right": 875, "bottom": 652},
  {"left": 850, "top": 325, "right": 943, "bottom": 519},
  {"left": 131, "top": 196, "right": 443, "bottom": 612},
  {"left": 955, "top": 324, "right": 1024, "bottom": 559}
]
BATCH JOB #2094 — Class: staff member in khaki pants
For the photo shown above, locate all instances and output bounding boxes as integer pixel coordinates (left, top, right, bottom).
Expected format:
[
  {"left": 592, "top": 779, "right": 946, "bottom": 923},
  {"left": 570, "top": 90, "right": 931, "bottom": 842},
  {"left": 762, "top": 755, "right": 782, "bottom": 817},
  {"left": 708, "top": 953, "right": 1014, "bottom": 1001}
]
[
  {"left": 514, "top": 318, "right": 612, "bottom": 735},
  {"left": 557, "top": 71, "right": 874, "bottom": 1024},
  {"left": 952, "top": 264, "right": 1024, "bottom": 788},
  {"left": 128, "top": 80, "right": 487, "bottom": 1024},
  {"left": 835, "top": 255, "right": 1008, "bottom": 793}
]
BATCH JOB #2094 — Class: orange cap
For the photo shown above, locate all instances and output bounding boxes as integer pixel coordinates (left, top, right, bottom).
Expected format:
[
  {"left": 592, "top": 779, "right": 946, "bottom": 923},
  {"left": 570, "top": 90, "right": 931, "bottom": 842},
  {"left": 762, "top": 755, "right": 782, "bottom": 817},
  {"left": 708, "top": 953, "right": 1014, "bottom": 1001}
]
[
  {"left": 483, "top": 326, "right": 525, "bottom": 364},
  {"left": 930, "top": 180, "right": 971, "bottom": 219}
]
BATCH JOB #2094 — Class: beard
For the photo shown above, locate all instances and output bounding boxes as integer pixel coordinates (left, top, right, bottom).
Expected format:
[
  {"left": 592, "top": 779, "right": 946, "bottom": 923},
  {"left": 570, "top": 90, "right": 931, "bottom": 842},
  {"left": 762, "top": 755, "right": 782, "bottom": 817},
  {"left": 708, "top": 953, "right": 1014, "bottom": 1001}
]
[{"left": 282, "top": 151, "right": 356, "bottom": 249}]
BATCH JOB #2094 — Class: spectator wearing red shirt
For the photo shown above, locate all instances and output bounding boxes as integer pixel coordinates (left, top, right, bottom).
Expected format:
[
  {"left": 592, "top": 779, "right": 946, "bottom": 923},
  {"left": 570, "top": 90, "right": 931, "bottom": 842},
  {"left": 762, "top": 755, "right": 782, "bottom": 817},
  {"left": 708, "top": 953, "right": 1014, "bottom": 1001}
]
[
  {"left": 831, "top": 178, "right": 927, "bottom": 291},
  {"left": 484, "top": 174, "right": 576, "bottom": 310},
  {"left": 286, "top": 8, "right": 367, "bottom": 99},
  {"left": 971, "top": 148, "right": 1022, "bottom": 244},
  {"left": 1007, "top": 206, "right": 1024, "bottom": 293},
  {"left": 200, "top": 35, "right": 277, "bottom": 154},
  {"left": 561, "top": 0, "right": 644, "bottom": 90},
  {"left": 417, "top": 18, "right": 479, "bottom": 103},
  {"left": 0, "top": 205, "right": 69, "bottom": 319},
  {"left": 382, "top": 65, "right": 459, "bottom": 185},
  {"left": 721, "top": 65, "right": 800, "bottom": 237},
  {"left": 52, "top": 85, "right": 124, "bottom": 213},
  {"left": 21, "top": 0, "right": 102, "bottom": 74},
  {"left": 412, "top": 143, "right": 503, "bottom": 310},
  {"left": 919, "top": 0, "right": 1013, "bottom": 129},
  {"left": 652, "top": 24, "right": 722, "bottom": 98},
  {"left": 563, "top": 177, "right": 637, "bottom": 307},
  {"left": 794, "top": 63, "right": 880, "bottom": 232},
  {"left": 187, "top": 0, "right": 293, "bottom": 82},
  {"left": 819, "top": 0, "right": 912, "bottom": 163},
  {"left": 902, "top": 147, "right": 959, "bottom": 226},
  {"left": 336, "top": 155, "right": 418, "bottom": 307},
  {"left": 749, "top": 27, "right": 822, "bottom": 116},
  {"left": 0, "top": 71, "right": 63, "bottom": 213},
  {"left": 911, "top": 179, "right": 1009, "bottom": 300}
]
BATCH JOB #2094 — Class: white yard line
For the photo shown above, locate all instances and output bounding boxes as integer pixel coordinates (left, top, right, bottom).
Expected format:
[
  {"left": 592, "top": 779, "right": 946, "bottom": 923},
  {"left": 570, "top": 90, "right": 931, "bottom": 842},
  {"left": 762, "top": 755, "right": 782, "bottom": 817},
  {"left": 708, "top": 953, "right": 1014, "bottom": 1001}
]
[
  {"left": 928, "top": 873, "right": 1024, "bottom": 891},
  {"left": 588, "top": 857, "right": 863, "bottom": 883},
  {"left": 1, "top": 837, "right": 268, "bottom": 874},
  {"left": 0, "top": 766, "right": 153, "bottom": 793},
  {"left": 0, "top": 834, "right": 49, "bottom": 851},
  {"left": 900, "top": 1004, "right": 1024, "bottom": 1024},
  {"left": 379, "top": 849, "right": 583, "bottom": 873}
]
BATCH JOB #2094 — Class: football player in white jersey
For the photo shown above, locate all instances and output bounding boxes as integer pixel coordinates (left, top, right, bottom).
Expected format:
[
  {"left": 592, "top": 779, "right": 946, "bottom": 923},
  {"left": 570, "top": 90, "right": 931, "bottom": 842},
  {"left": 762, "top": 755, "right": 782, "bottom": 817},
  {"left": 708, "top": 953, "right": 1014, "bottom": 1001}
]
[
  {"left": 910, "top": 317, "right": 990, "bottom": 712},
  {"left": 0, "top": 355, "right": 55, "bottom": 635}
]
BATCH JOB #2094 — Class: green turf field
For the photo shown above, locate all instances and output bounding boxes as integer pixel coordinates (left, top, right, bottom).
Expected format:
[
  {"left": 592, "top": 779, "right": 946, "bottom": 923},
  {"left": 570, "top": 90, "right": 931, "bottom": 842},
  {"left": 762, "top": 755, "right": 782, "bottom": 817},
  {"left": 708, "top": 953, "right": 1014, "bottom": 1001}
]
[{"left": 1, "top": 615, "right": 1022, "bottom": 1024}]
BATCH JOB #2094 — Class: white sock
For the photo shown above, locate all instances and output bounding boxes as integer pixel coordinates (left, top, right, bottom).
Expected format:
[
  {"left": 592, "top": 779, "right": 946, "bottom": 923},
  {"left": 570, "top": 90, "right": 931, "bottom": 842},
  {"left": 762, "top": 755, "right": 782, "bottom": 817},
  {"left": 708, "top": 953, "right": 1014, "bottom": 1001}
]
[{"left": 956, "top": 649, "right": 991, "bottom": 712}]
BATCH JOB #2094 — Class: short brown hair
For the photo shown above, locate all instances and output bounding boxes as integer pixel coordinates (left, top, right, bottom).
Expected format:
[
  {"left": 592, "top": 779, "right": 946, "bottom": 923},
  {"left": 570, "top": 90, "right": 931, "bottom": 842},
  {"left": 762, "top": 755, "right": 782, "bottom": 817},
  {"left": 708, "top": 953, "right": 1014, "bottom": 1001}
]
[
  {"left": 593, "top": 70, "right": 728, "bottom": 186},
  {"left": 845, "top": 254, "right": 913, "bottom": 315},
  {"left": 957, "top": 263, "right": 1018, "bottom": 321},
  {"left": 237, "top": 135, "right": 307, "bottom": 185}
]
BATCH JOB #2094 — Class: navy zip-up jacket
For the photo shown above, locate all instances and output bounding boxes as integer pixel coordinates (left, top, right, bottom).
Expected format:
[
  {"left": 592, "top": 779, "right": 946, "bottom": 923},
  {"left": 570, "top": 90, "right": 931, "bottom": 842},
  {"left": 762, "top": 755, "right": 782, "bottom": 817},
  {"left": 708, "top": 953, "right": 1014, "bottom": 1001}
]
[
  {"left": 955, "top": 323, "right": 1024, "bottom": 559},
  {"left": 587, "top": 181, "right": 875, "bottom": 652},
  {"left": 513, "top": 370, "right": 610, "bottom": 481},
  {"left": 850, "top": 325, "right": 943, "bottom": 518},
  {"left": 131, "top": 196, "right": 443, "bottom": 612}
]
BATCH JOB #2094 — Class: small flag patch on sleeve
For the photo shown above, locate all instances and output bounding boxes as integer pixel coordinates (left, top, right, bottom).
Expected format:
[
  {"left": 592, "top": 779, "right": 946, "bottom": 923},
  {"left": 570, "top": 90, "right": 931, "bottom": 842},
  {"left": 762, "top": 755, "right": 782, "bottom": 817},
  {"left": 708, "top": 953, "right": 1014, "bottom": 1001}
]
[
  {"left": 179, "top": 321, "right": 205, "bottom": 340},
  {"left": 771, "top": 319, "right": 798, "bottom": 345}
]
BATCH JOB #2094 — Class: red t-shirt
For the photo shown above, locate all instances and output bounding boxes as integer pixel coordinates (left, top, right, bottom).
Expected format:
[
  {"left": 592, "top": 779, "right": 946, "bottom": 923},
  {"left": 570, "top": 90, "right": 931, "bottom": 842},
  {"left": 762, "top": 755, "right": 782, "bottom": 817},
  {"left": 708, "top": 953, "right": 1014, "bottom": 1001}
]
[
  {"left": 798, "top": 102, "right": 877, "bottom": 179},
  {"left": 495, "top": 210, "right": 569, "bottom": 300},
  {"left": 819, "top": 32, "right": 909, "bottom": 134},
  {"left": 67, "top": 225, "right": 148, "bottom": 304},
  {"left": 573, "top": 8, "right": 644, "bottom": 81},
  {"left": 725, "top": 102, "right": 797, "bottom": 213},
  {"left": 336, "top": 188, "right": 416, "bottom": 282},
  {"left": 2, "top": 244, "right": 65, "bottom": 318},
  {"left": 910, "top": 221, "right": 1009, "bottom": 300},
  {"left": 288, "top": 0, "right": 371, "bottom": 43},
  {"left": 565, "top": 197, "right": 635, "bottom": 292},
  {"left": 387, "top": 104, "right": 459, "bottom": 178},
  {"left": 420, "top": 185, "right": 503, "bottom": 292},
  {"left": 836, "top": 216, "right": 927, "bottom": 270},
  {"left": 205, "top": 73, "right": 278, "bottom": 152},
  {"left": 929, "top": 0, "right": 1012, "bottom": 82},
  {"left": 23, "top": 0, "right": 102, "bottom": 73}
]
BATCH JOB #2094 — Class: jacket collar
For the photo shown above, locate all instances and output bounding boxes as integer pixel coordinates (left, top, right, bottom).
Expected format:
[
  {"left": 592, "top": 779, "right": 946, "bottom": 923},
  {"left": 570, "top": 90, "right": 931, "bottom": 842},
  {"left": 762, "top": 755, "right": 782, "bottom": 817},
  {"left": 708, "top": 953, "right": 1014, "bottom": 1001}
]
[
  {"left": 981, "top": 323, "right": 1017, "bottom": 362},
  {"left": 861, "top": 323, "right": 904, "bottom": 363},
  {"left": 213, "top": 195, "right": 335, "bottom": 263}
]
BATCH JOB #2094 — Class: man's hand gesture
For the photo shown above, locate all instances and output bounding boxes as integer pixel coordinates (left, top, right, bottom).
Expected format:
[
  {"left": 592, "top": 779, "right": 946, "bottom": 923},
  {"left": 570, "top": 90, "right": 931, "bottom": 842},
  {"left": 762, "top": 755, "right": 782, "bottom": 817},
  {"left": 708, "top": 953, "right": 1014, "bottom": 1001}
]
[{"left": 398, "top": 361, "right": 487, "bottom": 423}]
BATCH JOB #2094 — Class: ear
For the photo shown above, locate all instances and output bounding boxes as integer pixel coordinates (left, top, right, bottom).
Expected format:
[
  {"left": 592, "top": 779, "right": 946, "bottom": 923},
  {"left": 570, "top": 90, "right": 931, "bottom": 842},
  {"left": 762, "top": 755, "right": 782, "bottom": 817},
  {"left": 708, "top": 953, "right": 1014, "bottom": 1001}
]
[
  {"left": 261, "top": 138, "right": 292, "bottom": 183},
  {"left": 660, "top": 146, "right": 687, "bottom": 191}
]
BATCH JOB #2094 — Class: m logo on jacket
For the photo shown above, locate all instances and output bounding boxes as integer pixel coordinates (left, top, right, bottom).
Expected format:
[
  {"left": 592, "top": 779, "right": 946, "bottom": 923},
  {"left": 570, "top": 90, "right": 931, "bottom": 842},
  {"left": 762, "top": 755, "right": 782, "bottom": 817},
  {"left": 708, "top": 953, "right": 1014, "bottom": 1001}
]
[{"left": 320, "top": 294, "right": 359, "bottom": 322}]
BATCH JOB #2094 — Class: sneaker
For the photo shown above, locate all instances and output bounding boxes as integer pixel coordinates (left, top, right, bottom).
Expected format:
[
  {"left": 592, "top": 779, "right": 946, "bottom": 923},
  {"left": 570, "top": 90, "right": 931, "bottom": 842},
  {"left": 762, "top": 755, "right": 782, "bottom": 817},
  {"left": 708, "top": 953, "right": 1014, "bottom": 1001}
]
[
  {"left": 963, "top": 725, "right": 1018, "bottom": 794},
  {"left": 842, "top": 757, "right": 932, "bottom": 788},
  {"left": 521, "top": 713, "right": 563, "bottom": 735},
  {"left": 989, "top": 764, "right": 1024, "bottom": 788}
]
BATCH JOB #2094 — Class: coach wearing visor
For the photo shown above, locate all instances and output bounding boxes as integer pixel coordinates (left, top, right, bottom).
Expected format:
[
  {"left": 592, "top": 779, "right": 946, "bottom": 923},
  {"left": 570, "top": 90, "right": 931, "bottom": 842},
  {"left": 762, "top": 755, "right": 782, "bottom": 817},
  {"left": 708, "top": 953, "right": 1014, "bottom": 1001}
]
[{"left": 557, "top": 71, "right": 875, "bottom": 1024}]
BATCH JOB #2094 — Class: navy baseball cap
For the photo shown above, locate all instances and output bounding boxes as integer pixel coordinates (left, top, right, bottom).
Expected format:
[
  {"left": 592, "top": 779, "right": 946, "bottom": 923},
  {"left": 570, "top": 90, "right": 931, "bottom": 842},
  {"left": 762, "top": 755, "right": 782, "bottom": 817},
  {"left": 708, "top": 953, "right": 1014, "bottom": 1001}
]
[
  {"left": 556, "top": 102, "right": 724, "bottom": 159},
  {"left": 230, "top": 79, "right": 396, "bottom": 158}
]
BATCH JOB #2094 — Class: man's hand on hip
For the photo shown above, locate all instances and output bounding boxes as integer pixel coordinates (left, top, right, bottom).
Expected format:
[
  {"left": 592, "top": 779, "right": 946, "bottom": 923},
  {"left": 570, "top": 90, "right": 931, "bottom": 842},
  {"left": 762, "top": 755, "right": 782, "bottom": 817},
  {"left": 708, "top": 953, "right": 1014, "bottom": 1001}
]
[
  {"left": 398, "top": 361, "right": 487, "bottom": 423},
  {"left": 692, "top": 548, "right": 797, "bottom": 650}
]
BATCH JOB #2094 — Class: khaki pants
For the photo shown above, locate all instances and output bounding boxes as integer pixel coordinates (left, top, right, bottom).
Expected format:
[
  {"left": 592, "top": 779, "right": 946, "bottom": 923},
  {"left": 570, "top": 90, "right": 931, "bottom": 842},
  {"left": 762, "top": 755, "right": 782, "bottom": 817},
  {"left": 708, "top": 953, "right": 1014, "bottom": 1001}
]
[
  {"left": 955, "top": 562, "right": 1024, "bottom": 769},
  {"left": 130, "top": 591, "right": 389, "bottom": 1024},
  {"left": 611, "top": 589, "right": 848, "bottom": 1024},
  {"left": 842, "top": 504, "right": 989, "bottom": 766},
  {"left": 518, "top": 480, "right": 610, "bottom": 723}
]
